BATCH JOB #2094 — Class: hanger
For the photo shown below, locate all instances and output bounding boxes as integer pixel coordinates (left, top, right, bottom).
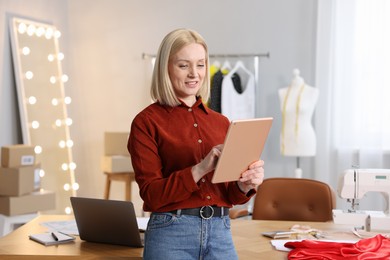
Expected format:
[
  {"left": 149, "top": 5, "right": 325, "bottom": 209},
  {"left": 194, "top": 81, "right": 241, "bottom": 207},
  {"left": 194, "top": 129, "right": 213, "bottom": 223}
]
[
  {"left": 211, "top": 60, "right": 221, "bottom": 69},
  {"left": 231, "top": 60, "right": 252, "bottom": 76},
  {"left": 221, "top": 60, "right": 232, "bottom": 71}
]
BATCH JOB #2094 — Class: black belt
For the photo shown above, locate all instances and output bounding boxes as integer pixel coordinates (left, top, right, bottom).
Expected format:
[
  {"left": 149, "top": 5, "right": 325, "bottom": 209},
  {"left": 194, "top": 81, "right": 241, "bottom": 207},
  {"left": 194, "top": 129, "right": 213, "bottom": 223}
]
[{"left": 170, "top": 206, "right": 229, "bottom": 220}]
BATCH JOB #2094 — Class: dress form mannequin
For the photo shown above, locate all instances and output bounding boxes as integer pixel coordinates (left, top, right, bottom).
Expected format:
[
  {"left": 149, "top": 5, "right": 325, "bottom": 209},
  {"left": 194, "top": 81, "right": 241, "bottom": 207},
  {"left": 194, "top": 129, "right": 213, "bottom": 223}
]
[{"left": 278, "top": 69, "right": 319, "bottom": 177}]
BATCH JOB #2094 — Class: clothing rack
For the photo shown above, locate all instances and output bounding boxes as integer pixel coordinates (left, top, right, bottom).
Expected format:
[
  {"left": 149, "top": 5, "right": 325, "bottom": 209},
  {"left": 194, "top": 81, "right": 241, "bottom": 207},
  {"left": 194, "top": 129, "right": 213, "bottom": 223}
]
[
  {"left": 142, "top": 52, "right": 270, "bottom": 60},
  {"left": 142, "top": 52, "right": 270, "bottom": 94},
  {"left": 142, "top": 52, "right": 270, "bottom": 115}
]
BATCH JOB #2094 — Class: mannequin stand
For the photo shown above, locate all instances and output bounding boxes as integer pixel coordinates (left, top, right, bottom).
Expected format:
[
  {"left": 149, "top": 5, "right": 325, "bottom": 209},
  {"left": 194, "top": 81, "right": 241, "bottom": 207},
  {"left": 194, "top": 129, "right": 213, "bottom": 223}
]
[{"left": 295, "top": 157, "right": 302, "bottom": 178}]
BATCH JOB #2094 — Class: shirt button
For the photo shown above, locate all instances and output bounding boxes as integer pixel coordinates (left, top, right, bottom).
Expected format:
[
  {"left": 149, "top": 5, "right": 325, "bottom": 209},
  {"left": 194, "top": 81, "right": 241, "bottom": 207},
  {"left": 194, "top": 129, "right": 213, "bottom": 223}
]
[
  {"left": 188, "top": 108, "right": 192, "bottom": 112},
  {"left": 194, "top": 123, "right": 198, "bottom": 127},
  {"left": 201, "top": 178, "right": 206, "bottom": 183},
  {"left": 198, "top": 139, "right": 202, "bottom": 143},
  {"left": 206, "top": 196, "right": 211, "bottom": 200}
]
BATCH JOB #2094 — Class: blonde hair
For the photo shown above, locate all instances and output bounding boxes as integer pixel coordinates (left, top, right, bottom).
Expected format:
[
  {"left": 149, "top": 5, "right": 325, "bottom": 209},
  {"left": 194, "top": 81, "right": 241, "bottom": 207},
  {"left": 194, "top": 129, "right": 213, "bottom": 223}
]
[{"left": 150, "top": 28, "right": 210, "bottom": 106}]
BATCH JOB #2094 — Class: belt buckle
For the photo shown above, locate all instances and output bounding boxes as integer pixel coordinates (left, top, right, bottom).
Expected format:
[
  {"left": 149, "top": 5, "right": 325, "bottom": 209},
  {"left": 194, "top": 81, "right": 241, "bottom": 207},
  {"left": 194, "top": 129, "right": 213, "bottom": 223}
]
[{"left": 200, "top": 206, "right": 214, "bottom": 220}]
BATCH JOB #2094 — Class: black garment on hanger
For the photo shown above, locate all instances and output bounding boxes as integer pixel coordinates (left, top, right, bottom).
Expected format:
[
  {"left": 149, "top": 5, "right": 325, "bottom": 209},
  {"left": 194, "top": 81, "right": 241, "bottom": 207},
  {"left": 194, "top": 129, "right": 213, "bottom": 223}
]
[
  {"left": 210, "top": 70, "right": 223, "bottom": 113},
  {"left": 231, "top": 73, "right": 243, "bottom": 94},
  {"left": 210, "top": 70, "right": 243, "bottom": 113}
]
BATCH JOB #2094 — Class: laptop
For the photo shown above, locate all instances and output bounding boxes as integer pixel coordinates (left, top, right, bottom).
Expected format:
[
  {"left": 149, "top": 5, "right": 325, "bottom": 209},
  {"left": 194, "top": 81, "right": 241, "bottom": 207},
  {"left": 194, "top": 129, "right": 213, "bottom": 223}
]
[
  {"left": 212, "top": 117, "right": 273, "bottom": 183},
  {"left": 70, "top": 197, "right": 144, "bottom": 247}
]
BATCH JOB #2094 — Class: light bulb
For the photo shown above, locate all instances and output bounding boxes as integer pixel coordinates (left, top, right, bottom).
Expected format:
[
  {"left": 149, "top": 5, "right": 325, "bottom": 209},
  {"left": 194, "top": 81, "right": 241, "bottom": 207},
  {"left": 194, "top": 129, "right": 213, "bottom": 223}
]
[
  {"left": 61, "top": 74, "right": 69, "bottom": 83},
  {"left": 61, "top": 163, "right": 68, "bottom": 171},
  {"left": 65, "top": 118, "right": 73, "bottom": 126},
  {"left": 48, "top": 54, "right": 55, "bottom": 62},
  {"left": 51, "top": 98, "right": 59, "bottom": 106},
  {"left": 25, "top": 71, "right": 34, "bottom": 80},
  {"left": 36, "top": 27, "right": 45, "bottom": 37},
  {"left": 31, "top": 121, "right": 40, "bottom": 129},
  {"left": 66, "top": 140, "right": 74, "bottom": 147},
  {"left": 63, "top": 183, "right": 70, "bottom": 191},
  {"left": 22, "top": 47, "right": 30, "bottom": 55},
  {"left": 55, "top": 119, "right": 62, "bottom": 127},
  {"left": 72, "top": 183, "right": 80, "bottom": 191},
  {"left": 39, "top": 169, "right": 45, "bottom": 178},
  {"left": 58, "top": 53, "right": 64, "bottom": 60},
  {"left": 27, "top": 24, "right": 36, "bottom": 36},
  {"left": 65, "top": 207, "right": 72, "bottom": 215},
  {"left": 45, "top": 28, "right": 54, "bottom": 39},
  {"left": 64, "top": 97, "right": 71, "bottom": 104},
  {"left": 34, "top": 146, "right": 42, "bottom": 154},
  {"left": 59, "top": 140, "right": 66, "bottom": 148},
  {"left": 69, "top": 162, "right": 77, "bottom": 170},
  {"left": 54, "top": 30, "right": 61, "bottom": 38},
  {"left": 18, "top": 23, "right": 27, "bottom": 34},
  {"left": 50, "top": 76, "right": 57, "bottom": 84},
  {"left": 28, "top": 96, "right": 37, "bottom": 105}
]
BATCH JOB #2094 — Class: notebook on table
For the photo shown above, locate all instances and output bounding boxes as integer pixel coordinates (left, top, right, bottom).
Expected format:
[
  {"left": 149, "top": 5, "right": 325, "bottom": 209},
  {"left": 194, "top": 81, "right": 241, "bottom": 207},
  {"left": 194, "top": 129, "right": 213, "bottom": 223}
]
[{"left": 70, "top": 197, "right": 143, "bottom": 247}]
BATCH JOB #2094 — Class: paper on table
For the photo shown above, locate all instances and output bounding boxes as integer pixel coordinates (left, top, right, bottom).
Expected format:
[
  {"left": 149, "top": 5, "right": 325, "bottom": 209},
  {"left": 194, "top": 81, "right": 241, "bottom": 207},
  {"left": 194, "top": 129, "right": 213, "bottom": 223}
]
[
  {"left": 137, "top": 217, "right": 149, "bottom": 231},
  {"left": 41, "top": 218, "right": 149, "bottom": 234},
  {"left": 40, "top": 220, "right": 79, "bottom": 235}
]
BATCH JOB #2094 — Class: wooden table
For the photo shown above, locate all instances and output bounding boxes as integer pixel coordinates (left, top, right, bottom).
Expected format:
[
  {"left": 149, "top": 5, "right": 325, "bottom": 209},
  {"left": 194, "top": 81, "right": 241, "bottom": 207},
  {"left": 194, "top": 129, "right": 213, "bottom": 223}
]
[
  {"left": 0, "top": 215, "right": 362, "bottom": 259},
  {"left": 230, "top": 218, "right": 360, "bottom": 259}
]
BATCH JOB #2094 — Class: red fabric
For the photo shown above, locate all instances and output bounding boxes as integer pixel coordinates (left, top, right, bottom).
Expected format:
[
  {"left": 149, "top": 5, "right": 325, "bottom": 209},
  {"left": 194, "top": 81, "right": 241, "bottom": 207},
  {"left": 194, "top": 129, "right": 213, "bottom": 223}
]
[
  {"left": 285, "top": 234, "right": 390, "bottom": 260},
  {"left": 128, "top": 98, "right": 254, "bottom": 212}
]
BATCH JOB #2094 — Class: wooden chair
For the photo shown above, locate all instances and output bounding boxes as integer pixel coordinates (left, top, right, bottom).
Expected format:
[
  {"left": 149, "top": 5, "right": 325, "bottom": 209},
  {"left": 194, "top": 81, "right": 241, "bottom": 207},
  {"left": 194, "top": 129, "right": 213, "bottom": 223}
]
[{"left": 230, "top": 177, "right": 336, "bottom": 222}]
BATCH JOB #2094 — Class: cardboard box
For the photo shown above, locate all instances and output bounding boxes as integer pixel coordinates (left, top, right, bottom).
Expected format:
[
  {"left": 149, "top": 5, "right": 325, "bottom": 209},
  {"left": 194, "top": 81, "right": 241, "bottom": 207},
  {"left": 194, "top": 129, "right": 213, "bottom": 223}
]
[
  {"left": 1, "top": 145, "right": 35, "bottom": 168},
  {"left": 101, "top": 155, "right": 133, "bottom": 173},
  {"left": 0, "top": 164, "right": 40, "bottom": 196},
  {"left": 104, "top": 132, "right": 129, "bottom": 156},
  {"left": 0, "top": 190, "right": 56, "bottom": 216}
]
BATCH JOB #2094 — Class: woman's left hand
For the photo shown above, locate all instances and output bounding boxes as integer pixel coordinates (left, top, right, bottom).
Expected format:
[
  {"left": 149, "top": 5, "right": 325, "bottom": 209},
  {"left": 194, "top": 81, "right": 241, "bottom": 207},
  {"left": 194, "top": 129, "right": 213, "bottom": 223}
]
[{"left": 237, "top": 160, "right": 265, "bottom": 194}]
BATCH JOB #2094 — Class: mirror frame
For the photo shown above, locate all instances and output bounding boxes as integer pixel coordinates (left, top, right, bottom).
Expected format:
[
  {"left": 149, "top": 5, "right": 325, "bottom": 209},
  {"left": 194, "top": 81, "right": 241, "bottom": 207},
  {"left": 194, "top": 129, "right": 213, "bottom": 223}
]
[{"left": 9, "top": 16, "right": 77, "bottom": 214}]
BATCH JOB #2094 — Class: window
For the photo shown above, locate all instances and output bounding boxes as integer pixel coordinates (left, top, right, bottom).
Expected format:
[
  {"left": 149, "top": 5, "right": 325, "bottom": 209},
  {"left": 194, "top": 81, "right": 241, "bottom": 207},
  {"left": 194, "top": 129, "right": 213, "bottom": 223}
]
[{"left": 332, "top": 0, "right": 390, "bottom": 150}]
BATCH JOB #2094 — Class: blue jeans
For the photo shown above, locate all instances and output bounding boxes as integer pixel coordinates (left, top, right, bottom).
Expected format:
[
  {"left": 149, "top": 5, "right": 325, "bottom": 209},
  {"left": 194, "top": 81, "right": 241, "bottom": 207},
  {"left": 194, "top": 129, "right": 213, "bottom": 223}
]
[{"left": 143, "top": 212, "right": 238, "bottom": 260}]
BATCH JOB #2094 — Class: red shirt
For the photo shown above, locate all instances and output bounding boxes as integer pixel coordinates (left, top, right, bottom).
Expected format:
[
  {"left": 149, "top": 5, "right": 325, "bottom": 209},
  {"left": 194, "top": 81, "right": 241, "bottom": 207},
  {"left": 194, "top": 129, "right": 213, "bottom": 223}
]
[{"left": 128, "top": 98, "right": 255, "bottom": 212}]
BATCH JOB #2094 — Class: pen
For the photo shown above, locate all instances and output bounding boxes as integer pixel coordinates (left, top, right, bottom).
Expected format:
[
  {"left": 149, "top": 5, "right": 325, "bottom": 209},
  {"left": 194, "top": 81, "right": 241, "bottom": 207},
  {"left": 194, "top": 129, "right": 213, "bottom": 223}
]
[{"left": 51, "top": 232, "right": 59, "bottom": 241}]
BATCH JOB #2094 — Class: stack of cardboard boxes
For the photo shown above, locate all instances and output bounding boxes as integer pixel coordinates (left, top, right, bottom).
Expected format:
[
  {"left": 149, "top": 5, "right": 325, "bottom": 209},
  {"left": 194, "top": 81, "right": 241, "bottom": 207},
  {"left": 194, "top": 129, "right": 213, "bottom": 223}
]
[
  {"left": 0, "top": 145, "right": 55, "bottom": 216},
  {"left": 100, "top": 132, "right": 144, "bottom": 216},
  {"left": 101, "top": 132, "right": 133, "bottom": 173}
]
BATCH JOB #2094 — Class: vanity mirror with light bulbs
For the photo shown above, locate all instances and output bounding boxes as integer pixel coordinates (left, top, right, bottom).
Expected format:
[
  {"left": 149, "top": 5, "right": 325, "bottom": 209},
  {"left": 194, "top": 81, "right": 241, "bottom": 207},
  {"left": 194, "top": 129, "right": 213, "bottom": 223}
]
[{"left": 9, "top": 17, "right": 78, "bottom": 214}]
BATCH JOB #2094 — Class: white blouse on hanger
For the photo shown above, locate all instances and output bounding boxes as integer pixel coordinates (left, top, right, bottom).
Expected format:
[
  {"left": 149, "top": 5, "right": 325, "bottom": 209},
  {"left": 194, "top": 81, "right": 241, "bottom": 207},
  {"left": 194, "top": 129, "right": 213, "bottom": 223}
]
[{"left": 221, "top": 61, "right": 256, "bottom": 121}]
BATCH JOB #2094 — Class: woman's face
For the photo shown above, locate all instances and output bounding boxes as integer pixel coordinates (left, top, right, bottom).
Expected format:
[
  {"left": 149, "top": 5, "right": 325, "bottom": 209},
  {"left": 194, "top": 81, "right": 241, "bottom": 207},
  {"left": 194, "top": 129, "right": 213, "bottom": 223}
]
[{"left": 168, "top": 43, "right": 206, "bottom": 106}]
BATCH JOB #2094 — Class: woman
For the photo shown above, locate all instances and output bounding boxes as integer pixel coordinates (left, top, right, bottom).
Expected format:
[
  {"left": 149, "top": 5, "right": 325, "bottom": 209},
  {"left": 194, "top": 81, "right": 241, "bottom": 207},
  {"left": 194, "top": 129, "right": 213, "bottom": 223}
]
[{"left": 128, "top": 28, "right": 264, "bottom": 260}]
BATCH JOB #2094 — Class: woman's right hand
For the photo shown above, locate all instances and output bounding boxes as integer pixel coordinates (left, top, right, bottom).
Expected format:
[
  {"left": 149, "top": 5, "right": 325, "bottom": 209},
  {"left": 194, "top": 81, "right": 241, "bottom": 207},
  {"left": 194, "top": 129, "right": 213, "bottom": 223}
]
[{"left": 191, "top": 144, "right": 223, "bottom": 183}]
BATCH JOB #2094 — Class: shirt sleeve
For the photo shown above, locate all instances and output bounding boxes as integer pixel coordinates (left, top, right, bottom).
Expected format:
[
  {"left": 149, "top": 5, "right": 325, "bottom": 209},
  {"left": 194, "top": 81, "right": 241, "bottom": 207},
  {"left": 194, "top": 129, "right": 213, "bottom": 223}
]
[
  {"left": 128, "top": 113, "right": 200, "bottom": 211},
  {"left": 226, "top": 182, "right": 256, "bottom": 205}
]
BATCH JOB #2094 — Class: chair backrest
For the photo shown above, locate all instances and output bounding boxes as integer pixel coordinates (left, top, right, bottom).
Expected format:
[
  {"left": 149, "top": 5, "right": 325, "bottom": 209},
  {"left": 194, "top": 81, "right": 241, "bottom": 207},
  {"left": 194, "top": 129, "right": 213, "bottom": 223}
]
[{"left": 252, "top": 178, "right": 336, "bottom": 222}]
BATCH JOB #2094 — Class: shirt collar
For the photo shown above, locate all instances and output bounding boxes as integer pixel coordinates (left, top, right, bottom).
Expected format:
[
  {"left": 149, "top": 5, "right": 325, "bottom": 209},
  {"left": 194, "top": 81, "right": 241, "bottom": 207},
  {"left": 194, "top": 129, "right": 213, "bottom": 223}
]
[{"left": 162, "top": 97, "right": 209, "bottom": 114}]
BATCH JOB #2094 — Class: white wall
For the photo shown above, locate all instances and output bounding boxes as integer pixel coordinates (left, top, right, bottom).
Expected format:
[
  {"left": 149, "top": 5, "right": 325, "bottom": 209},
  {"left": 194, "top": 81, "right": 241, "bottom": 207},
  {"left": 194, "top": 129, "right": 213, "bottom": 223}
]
[
  {"left": 0, "top": 0, "right": 68, "bottom": 146},
  {"left": 1, "top": 0, "right": 318, "bottom": 212}
]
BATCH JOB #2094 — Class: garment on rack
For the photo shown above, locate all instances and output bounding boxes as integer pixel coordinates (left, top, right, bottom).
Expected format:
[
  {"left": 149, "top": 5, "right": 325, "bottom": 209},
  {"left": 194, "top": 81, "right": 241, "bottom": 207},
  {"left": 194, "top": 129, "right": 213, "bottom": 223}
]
[
  {"left": 208, "top": 63, "right": 227, "bottom": 108},
  {"left": 209, "top": 61, "right": 237, "bottom": 113},
  {"left": 210, "top": 70, "right": 224, "bottom": 112},
  {"left": 221, "top": 61, "right": 255, "bottom": 121},
  {"left": 210, "top": 70, "right": 242, "bottom": 113}
]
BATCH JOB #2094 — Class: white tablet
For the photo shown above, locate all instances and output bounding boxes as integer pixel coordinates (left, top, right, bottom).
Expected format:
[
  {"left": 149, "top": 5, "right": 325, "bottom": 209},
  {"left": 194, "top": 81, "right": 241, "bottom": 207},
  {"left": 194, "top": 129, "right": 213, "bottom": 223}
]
[{"left": 211, "top": 117, "right": 273, "bottom": 183}]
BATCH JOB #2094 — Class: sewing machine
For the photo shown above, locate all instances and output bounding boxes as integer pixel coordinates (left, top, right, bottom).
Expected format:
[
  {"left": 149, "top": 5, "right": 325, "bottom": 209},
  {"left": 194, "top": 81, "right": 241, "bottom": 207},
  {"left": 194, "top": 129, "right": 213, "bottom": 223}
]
[{"left": 332, "top": 168, "right": 390, "bottom": 231}]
